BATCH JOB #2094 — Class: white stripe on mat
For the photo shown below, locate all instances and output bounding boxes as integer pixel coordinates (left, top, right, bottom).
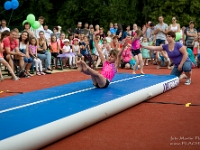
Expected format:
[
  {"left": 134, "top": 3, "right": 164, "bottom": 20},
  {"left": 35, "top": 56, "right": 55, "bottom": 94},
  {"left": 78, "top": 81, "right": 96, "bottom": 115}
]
[{"left": 0, "top": 75, "right": 144, "bottom": 114}]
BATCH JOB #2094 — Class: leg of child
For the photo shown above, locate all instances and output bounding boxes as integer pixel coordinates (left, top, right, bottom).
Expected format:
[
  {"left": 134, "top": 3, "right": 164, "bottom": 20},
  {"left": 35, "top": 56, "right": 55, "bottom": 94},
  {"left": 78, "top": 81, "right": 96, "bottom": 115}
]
[
  {"left": 146, "top": 58, "right": 149, "bottom": 66},
  {"left": 1, "top": 59, "right": 18, "bottom": 80},
  {"left": 68, "top": 56, "right": 73, "bottom": 68},
  {"left": 138, "top": 53, "right": 145, "bottom": 74},
  {"left": 38, "top": 59, "right": 43, "bottom": 72},
  {"left": 80, "top": 60, "right": 107, "bottom": 87},
  {"left": 72, "top": 55, "right": 76, "bottom": 67},
  {"left": 132, "top": 55, "right": 139, "bottom": 74}
]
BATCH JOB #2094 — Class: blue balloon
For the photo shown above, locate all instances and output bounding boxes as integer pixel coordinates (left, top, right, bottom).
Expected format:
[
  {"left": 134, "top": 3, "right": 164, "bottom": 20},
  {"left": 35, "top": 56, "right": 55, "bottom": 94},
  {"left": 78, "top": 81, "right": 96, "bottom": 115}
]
[
  {"left": 4, "top": 1, "right": 11, "bottom": 10},
  {"left": 11, "top": 0, "right": 19, "bottom": 10}
]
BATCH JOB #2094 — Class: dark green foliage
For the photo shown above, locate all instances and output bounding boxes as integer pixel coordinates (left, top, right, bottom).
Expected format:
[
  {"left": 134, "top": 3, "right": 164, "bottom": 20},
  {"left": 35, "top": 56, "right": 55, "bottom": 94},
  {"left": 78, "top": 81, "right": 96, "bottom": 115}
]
[{"left": 0, "top": 0, "right": 199, "bottom": 32}]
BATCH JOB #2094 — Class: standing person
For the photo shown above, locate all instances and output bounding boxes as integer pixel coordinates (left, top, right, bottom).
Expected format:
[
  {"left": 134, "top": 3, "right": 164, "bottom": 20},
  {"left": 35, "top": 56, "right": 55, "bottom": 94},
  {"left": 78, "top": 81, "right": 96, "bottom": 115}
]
[
  {"left": 0, "top": 19, "right": 10, "bottom": 33},
  {"left": 94, "top": 24, "right": 100, "bottom": 34},
  {"left": 18, "top": 31, "right": 33, "bottom": 77},
  {"left": 154, "top": 15, "right": 168, "bottom": 46},
  {"left": 77, "top": 35, "right": 128, "bottom": 88},
  {"left": 3, "top": 29, "right": 25, "bottom": 72},
  {"left": 23, "top": 22, "right": 34, "bottom": 39},
  {"left": 37, "top": 31, "right": 52, "bottom": 73},
  {"left": 116, "top": 23, "right": 123, "bottom": 42},
  {"left": 142, "top": 21, "right": 152, "bottom": 38},
  {"left": 31, "top": 16, "right": 45, "bottom": 38},
  {"left": 141, "top": 31, "right": 192, "bottom": 85},
  {"left": 29, "top": 37, "right": 46, "bottom": 75},
  {"left": 185, "top": 21, "right": 197, "bottom": 50},
  {"left": 141, "top": 37, "right": 150, "bottom": 66},
  {"left": 44, "top": 25, "right": 53, "bottom": 42},
  {"left": 99, "top": 27, "right": 106, "bottom": 40},
  {"left": 82, "top": 23, "right": 90, "bottom": 37},
  {"left": 122, "top": 25, "right": 131, "bottom": 40},
  {"left": 168, "top": 17, "right": 180, "bottom": 33},
  {"left": 74, "top": 22, "right": 82, "bottom": 38},
  {"left": 131, "top": 30, "right": 144, "bottom": 74},
  {"left": 131, "top": 23, "right": 138, "bottom": 37}
]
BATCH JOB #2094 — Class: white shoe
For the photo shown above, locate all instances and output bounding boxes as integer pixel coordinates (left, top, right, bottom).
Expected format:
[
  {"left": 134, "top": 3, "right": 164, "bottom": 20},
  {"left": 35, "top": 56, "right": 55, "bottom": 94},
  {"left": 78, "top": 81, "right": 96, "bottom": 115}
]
[
  {"left": 156, "top": 66, "right": 160, "bottom": 69},
  {"left": 184, "top": 79, "right": 191, "bottom": 85}
]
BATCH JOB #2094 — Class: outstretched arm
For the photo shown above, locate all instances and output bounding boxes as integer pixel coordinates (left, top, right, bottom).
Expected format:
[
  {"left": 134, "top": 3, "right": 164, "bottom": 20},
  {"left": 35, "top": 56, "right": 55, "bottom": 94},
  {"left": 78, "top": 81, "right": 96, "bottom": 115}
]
[
  {"left": 94, "top": 39, "right": 106, "bottom": 63},
  {"left": 141, "top": 45, "right": 163, "bottom": 51}
]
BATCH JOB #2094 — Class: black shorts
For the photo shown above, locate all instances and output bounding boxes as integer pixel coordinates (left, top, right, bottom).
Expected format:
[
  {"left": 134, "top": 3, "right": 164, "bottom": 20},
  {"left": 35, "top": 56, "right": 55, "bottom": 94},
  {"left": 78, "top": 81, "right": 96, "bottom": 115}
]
[
  {"left": 94, "top": 78, "right": 110, "bottom": 89},
  {"left": 132, "top": 49, "right": 141, "bottom": 56},
  {"left": 51, "top": 52, "right": 59, "bottom": 58},
  {"left": 121, "top": 62, "right": 130, "bottom": 68}
]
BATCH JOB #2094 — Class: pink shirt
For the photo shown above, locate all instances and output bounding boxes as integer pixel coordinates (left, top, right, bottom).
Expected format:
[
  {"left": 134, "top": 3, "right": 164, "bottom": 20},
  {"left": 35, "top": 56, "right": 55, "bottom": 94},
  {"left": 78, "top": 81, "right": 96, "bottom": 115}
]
[
  {"left": 101, "top": 61, "right": 117, "bottom": 81},
  {"left": 29, "top": 45, "right": 37, "bottom": 55},
  {"left": 131, "top": 39, "right": 140, "bottom": 50},
  {"left": 122, "top": 47, "right": 132, "bottom": 62}
]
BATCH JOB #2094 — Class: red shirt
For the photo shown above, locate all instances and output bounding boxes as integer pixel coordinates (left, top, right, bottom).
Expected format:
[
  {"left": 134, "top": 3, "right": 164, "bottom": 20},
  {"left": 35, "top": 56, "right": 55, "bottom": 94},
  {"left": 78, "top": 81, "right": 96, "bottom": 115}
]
[{"left": 3, "top": 36, "right": 19, "bottom": 52}]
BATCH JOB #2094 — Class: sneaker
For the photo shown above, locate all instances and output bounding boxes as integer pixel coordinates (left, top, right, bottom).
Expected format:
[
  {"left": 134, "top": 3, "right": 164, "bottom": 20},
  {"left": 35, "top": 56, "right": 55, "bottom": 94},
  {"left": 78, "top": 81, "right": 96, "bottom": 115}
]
[
  {"left": 184, "top": 79, "right": 191, "bottom": 85},
  {"left": 12, "top": 76, "right": 20, "bottom": 81},
  {"left": 36, "top": 71, "right": 41, "bottom": 76},
  {"left": 40, "top": 72, "right": 46, "bottom": 75},
  {"left": 156, "top": 66, "right": 161, "bottom": 69}
]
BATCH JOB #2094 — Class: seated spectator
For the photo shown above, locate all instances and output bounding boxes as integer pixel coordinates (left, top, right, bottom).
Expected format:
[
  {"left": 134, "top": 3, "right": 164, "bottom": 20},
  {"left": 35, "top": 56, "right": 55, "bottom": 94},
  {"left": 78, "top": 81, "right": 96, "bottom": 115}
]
[
  {"left": 0, "top": 19, "right": 10, "bottom": 33},
  {"left": 37, "top": 31, "right": 52, "bottom": 74},
  {"left": 0, "top": 33, "right": 19, "bottom": 81},
  {"left": 80, "top": 36, "right": 94, "bottom": 68},
  {"left": 57, "top": 39, "right": 76, "bottom": 69},
  {"left": 52, "top": 26, "right": 60, "bottom": 40},
  {"left": 156, "top": 51, "right": 171, "bottom": 69},
  {"left": 29, "top": 37, "right": 46, "bottom": 75},
  {"left": 19, "top": 31, "right": 33, "bottom": 77},
  {"left": 121, "top": 44, "right": 134, "bottom": 69},
  {"left": 57, "top": 32, "right": 66, "bottom": 53},
  {"left": 110, "top": 35, "right": 122, "bottom": 51},
  {"left": 73, "top": 38, "right": 84, "bottom": 65},
  {"left": 2, "top": 29, "right": 25, "bottom": 73},
  {"left": 102, "top": 38, "right": 111, "bottom": 59},
  {"left": 186, "top": 46, "right": 196, "bottom": 67},
  {"left": 49, "top": 35, "right": 60, "bottom": 69},
  {"left": 105, "top": 30, "right": 112, "bottom": 43}
]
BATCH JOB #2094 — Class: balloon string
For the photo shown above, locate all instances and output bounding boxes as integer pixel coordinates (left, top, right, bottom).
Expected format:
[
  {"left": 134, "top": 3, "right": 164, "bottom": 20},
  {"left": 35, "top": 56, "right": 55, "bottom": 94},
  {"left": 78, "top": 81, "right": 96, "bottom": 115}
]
[
  {"left": 7, "top": 9, "right": 14, "bottom": 27},
  {"left": 0, "top": 10, "right": 6, "bottom": 15}
]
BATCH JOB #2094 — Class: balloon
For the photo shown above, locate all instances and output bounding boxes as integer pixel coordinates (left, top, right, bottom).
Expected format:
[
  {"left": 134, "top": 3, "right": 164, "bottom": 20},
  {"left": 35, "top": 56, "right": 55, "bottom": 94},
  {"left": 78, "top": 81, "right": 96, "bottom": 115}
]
[
  {"left": 27, "top": 14, "right": 35, "bottom": 25},
  {"left": 22, "top": 20, "right": 28, "bottom": 26},
  {"left": 175, "top": 32, "right": 181, "bottom": 41},
  {"left": 11, "top": 0, "right": 19, "bottom": 10},
  {"left": 4, "top": 1, "right": 11, "bottom": 10},
  {"left": 31, "top": 21, "right": 40, "bottom": 29}
]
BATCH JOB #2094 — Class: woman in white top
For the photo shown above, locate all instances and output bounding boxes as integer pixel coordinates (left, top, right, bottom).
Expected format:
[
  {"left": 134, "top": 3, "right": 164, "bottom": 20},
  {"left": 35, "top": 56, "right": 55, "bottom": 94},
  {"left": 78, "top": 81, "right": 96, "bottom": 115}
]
[{"left": 168, "top": 17, "right": 180, "bottom": 33}]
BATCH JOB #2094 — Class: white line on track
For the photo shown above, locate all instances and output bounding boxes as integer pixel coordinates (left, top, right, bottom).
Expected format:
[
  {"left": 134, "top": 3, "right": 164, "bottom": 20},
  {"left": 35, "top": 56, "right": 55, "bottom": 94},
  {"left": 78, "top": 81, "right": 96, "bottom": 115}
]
[{"left": 0, "top": 75, "right": 144, "bottom": 114}]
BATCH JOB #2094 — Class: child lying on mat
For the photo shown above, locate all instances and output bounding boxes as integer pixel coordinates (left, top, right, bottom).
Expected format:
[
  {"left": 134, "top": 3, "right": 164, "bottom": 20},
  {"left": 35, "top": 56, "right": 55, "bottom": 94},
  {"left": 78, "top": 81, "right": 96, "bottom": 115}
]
[{"left": 77, "top": 34, "right": 128, "bottom": 88}]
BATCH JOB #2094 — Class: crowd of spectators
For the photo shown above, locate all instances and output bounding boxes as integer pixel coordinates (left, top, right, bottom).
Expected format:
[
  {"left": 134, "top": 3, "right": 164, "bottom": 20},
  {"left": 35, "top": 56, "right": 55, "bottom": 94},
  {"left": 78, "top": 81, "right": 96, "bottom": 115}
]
[{"left": 0, "top": 15, "right": 199, "bottom": 82}]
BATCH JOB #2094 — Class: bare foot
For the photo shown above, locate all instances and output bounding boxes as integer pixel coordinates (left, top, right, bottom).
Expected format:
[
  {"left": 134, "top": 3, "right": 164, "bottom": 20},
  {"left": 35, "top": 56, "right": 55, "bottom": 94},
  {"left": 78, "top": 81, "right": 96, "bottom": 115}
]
[
  {"left": 140, "top": 72, "right": 145, "bottom": 75},
  {"left": 77, "top": 61, "right": 83, "bottom": 72},
  {"left": 132, "top": 71, "right": 136, "bottom": 74},
  {"left": 81, "top": 60, "right": 90, "bottom": 75}
]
